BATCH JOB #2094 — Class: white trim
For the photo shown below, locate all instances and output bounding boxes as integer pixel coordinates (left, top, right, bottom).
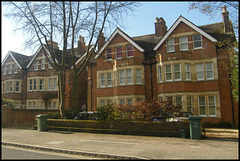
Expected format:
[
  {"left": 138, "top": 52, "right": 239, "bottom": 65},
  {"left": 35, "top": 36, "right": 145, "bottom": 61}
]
[
  {"left": 153, "top": 16, "right": 217, "bottom": 51},
  {"left": 2, "top": 51, "right": 22, "bottom": 69},
  {"left": 94, "top": 28, "right": 145, "bottom": 59},
  {"left": 73, "top": 45, "right": 95, "bottom": 67}
]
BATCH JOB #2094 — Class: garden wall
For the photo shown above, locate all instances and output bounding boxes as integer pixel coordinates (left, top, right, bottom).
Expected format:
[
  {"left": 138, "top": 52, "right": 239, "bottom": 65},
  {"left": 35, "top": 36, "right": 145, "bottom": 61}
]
[
  {"left": 38, "top": 119, "right": 190, "bottom": 137},
  {"left": 2, "top": 105, "right": 57, "bottom": 128}
]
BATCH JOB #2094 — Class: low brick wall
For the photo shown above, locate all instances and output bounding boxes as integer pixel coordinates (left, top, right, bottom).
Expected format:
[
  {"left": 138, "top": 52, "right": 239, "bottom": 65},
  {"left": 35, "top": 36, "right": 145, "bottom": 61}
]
[
  {"left": 41, "top": 119, "right": 190, "bottom": 137},
  {"left": 2, "top": 105, "right": 57, "bottom": 128}
]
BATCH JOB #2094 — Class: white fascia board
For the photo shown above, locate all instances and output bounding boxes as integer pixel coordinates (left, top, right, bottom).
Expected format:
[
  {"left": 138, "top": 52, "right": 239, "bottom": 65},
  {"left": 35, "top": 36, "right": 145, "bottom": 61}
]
[
  {"left": 94, "top": 28, "right": 144, "bottom": 59},
  {"left": 26, "top": 45, "right": 43, "bottom": 68},
  {"left": 1, "top": 51, "right": 22, "bottom": 69},
  {"left": 153, "top": 16, "right": 218, "bottom": 51}
]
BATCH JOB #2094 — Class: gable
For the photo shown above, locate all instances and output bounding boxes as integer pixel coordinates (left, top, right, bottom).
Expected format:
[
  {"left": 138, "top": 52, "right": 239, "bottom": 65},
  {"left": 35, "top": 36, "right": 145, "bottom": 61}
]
[
  {"left": 94, "top": 28, "right": 145, "bottom": 59},
  {"left": 153, "top": 16, "right": 217, "bottom": 51},
  {"left": 2, "top": 51, "right": 24, "bottom": 69}
]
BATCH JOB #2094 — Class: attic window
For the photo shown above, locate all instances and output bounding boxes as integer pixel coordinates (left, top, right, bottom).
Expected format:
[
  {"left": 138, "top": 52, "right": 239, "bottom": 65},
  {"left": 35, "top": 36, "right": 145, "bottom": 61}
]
[
  {"left": 193, "top": 35, "right": 202, "bottom": 49},
  {"left": 116, "top": 47, "right": 122, "bottom": 59},
  {"left": 127, "top": 45, "right": 133, "bottom": 57},
  {"left": 166, "top": 38, "right": 175, "bottom": 52},
  {"left": 179, "top": 36, "right": 188, "bottom": 51},
  {"left": 14, "top": 64, "right": 18, "bottom": 73},
  {"left": 106, "top": 48, "right": 112, "bottom": 60}
]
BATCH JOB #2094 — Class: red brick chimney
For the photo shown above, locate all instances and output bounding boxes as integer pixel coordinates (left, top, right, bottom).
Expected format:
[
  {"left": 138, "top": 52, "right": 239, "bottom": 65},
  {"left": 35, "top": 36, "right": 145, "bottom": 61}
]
[
  {"left": 47, "top": 40, "right": 59, "bottom": 49},
  {"left": 155, "top": 17, "right": 167, "bottom": 37},
  {"left": 78, "top": 36, "right": 86, "bottom": 55},
  {"left": 98, "top": 32, "right": 105, "bottom": 51},
  {"left": 222, "top": 5, "right": 231, "bottom": 33}
]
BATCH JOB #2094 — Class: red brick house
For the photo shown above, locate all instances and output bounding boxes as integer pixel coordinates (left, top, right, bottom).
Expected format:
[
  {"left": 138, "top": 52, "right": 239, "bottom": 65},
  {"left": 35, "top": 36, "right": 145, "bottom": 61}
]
[{"left": 87, "top": 8, "right": 238, "bottom": 126}]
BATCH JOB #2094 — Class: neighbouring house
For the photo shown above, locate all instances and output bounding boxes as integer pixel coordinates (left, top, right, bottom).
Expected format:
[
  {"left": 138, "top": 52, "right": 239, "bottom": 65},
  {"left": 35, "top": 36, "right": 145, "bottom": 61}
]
[{"left": 87, "top": 6, "right": 238, "bottom": 127}]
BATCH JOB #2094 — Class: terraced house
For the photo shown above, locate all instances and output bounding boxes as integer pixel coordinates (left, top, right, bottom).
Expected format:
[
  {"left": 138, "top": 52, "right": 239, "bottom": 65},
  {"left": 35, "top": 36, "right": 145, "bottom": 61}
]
[{"left": 87, "top": 7, "right": 238, "bottom": 126}]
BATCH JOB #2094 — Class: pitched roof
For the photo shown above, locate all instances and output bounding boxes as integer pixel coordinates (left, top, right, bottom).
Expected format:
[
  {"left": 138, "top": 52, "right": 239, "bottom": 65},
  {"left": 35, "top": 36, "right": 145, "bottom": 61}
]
[
  {"left": 2, "top": 51, "right": 32, "bottom": 69},
  {"left": 153, "top": 15, "right": 218, "bottom": 51},
  {"left": 94, "top": 28, "right": 145, "bottom": 59}
]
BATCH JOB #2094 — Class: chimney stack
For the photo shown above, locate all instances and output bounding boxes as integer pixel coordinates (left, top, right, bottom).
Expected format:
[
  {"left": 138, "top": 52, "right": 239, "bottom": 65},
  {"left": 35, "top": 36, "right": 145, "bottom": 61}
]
[
  {"left": 155, "top": 17, "right": 167, "bottom": 37},
  {"left": 98, "top": 32, "right": 105, "bottom": 51},
  {"left": 78, "top": 36, "right": 86, "bottom": 55},
  {"left": 222, "top": 5, "right": 231, "bottom": 33},
  {"left": 47, "top": 40, "right": 59, "bottom": 49}
]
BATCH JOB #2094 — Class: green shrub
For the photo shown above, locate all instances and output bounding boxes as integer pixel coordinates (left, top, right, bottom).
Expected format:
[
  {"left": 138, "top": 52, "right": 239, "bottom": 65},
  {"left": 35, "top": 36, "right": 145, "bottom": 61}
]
[
  {"left": 46, "top": 112, "right": 61, "bottom": 119},
  {"left": 95, "top": 104, "right": 120, "bottom": 121},
  {"left": 63, "top": 109, "right": 82, "bottom": 119}
]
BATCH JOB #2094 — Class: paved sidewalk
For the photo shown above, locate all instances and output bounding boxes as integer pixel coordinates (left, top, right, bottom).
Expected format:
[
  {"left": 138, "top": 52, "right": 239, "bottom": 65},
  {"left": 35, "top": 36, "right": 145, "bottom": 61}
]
[{"left": 1, "top": 128, "right": 239, "bottom": 159}]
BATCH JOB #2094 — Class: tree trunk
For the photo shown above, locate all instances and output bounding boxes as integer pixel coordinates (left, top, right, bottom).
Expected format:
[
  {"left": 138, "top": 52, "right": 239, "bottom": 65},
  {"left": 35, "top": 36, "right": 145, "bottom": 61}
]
[{"left": 57, "top": 71, "right": 65, "bottom": 118}]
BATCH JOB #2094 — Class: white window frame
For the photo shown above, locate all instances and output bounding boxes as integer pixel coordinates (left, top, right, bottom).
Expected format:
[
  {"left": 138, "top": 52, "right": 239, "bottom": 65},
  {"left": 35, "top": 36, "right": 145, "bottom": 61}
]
[
  {"left": 28, "top": 102, "right": 32, "bottom": 109},
  {"left": 126, "top": 69, "right": 133, "bottom": 85},
  {"left": 206, "top": 62, "right": 214, "bottom": 80},
  {"left": 174, "top": 64, "right": 181, "bottom": 81},
  {"left": 158, "top": 66, "right": 162, "bottom": 83},
  {"left": 199, "top": 96, "right": 206, "bottom": 116},
  {"left": 185, "top": 64, "right": 191, "bottom": 81},
  {"left": 33, "top": 79, "right": 37, "bottom": 91},
  {"left": 6, "top": 82, "right": 9, "bottom": 93},
  {"left": 48, "top": 58, "right": 53, "bottom": 68},
  {"left": 100, "top": 73, "right": 105, "bottom": 88},
  {"left": 41, "top": 59, "right": 46, "bottom": 69},
  {"left": 106, "top": 48, "right": 112, "bottom": 60},
  {"left": 119, "top": 99, "right": 125, "bottom": 105},
  {"left": 8, "top": 64, "right": 12, "bottom": 74},
  {"left": 53, "top": 101, "right": 57, "bottom": 109},
  {"left": 15, "top": 81, "right": 20, "bottom": 92},
  {"left": 179, "top": 36, "right": 188, "bottom": 51},
  {"left": 34, "top": 60, "right": 39, "bottom": 71},
  {"left": 53, "top": 78, "right": 57, "bottom": 91},
  {"left": 29, "top": 79, "right": 33, "bottom": 91},
  {"left": 127, "top": 99, "right": 132, "bottom": 105},
  {"left": 119, "top": 70, "right": 125, "bottom": 85},
  {"left": 39, "top": 79, "right": 45, "bottom": 91},
  {"left": 116, "top": 46, "right": 123, "bottom": 59},
  {"left": 4, "top": 65, "right": 8, "bottom": 75},
  {"left": 48, "top": 79, "right": 52, "bottom": 91},
  {"left": 208, "top": 96, "right": 216, "bottom": 116},
  {"left": 175, "top": 96, "right": 182, "bottom": 110},
  {"left": 14, "top": 64, "right": 18, "bottom": 73},
  {"left": 100, "top": 100, "right": 105, "bottom": 106},
  {"left": 165, "top": 65, "right": 172, "bottom": 82},
  {"left": 136, "top": 69, "right": 142, "bottom": 84},
  {"left": 193, "top": 35, "right": 202, "bottom": 49},
  {"left": 196, "top": 63, "right": 204, "bottom": 81},
  {"left": 187, "top": 97, "right": 193, "bottom": 114},
  {"left": 9, "top": 81, "right": 13, "bottom": 92},
  {"left": 126, "top": 45, "right": 133, "bottom": 57},
  {"left": 107, "top": 72, "right": 112, "bottom": 87},
  {"left": 166, "top": 38, "right": 175, "bottom": 52}
]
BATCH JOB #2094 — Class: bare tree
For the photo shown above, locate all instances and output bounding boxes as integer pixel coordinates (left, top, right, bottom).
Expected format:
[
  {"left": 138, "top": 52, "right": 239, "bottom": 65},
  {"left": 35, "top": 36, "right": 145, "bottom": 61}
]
[{"left": 3, "top": 1, "right": 140, "bottom": 117}]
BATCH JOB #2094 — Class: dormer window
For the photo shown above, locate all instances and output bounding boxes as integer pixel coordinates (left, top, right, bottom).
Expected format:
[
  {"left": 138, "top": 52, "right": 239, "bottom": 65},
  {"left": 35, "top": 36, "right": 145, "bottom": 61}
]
[
  {"left": 193, "top": 35, "right": 202, "bottom": 49},
  {"left": 116, "top": 47, "right": 122, "bottom": 59},
  {"left": 179, "top": 36, "right": 188, "bottom": 51},
  {"left": 166, "top": 38, "right": 175, "bottom": 52},
  {"left": 106, "top": 48, "right": 112, "bottom": 60}
]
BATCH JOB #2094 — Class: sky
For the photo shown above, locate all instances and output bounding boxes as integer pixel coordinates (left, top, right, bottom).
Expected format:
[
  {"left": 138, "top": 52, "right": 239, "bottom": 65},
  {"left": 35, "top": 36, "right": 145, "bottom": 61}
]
[{"left": 1, "top": 1, "right": 224, "bottom": 62}]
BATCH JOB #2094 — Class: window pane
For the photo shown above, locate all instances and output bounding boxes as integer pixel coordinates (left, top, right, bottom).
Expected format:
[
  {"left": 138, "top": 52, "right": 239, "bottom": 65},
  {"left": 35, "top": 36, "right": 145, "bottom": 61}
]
[
  {"left": 127, "top": 69, "right": 132, "bottom": 84},
  {"left": 119, "top": 70, "right": 125, "bottom": 85},
  {"left": 136, "top": 69, "right": 142, "bottom": 84},
  {"left": 196, "top": 64, "right": 204, "bottom": 80},
  {"left": 107, "top": 73, "right": 112, "bottom": 87},
  {"left": 100, "top": 73, "right": 105, "bottom": 87},
  {"left": 167, "top": 38, "right": 175, "bottom": 52},
  {"left": 116, "top": 47, "right": 122, "bottom": 58},
  {"left": 206, "top": 63, "right": 213, "bottom": 79},
  {"left": 193, "top": 35, "right": 202, "bottom": 48},
  {"left": 165, "top": 65, "right": 172, "bottom": 81},
  {"left": 199, "top": 96, "right": 206, "bottom": 115},
  {"left": 106, "top": 48, "right": 112, "bottom": 59},
  {"left": 208, "top": 96, "right": 216, "bottom": 115},
  {"left": 127, "top": 45, "right": 133, "bottom": 57},
  {"left": 158, "top": 66, "right": 162, "bottom": 82},
  {"left": 174, "top": 64, "right": 181, "bottom": 80}
]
